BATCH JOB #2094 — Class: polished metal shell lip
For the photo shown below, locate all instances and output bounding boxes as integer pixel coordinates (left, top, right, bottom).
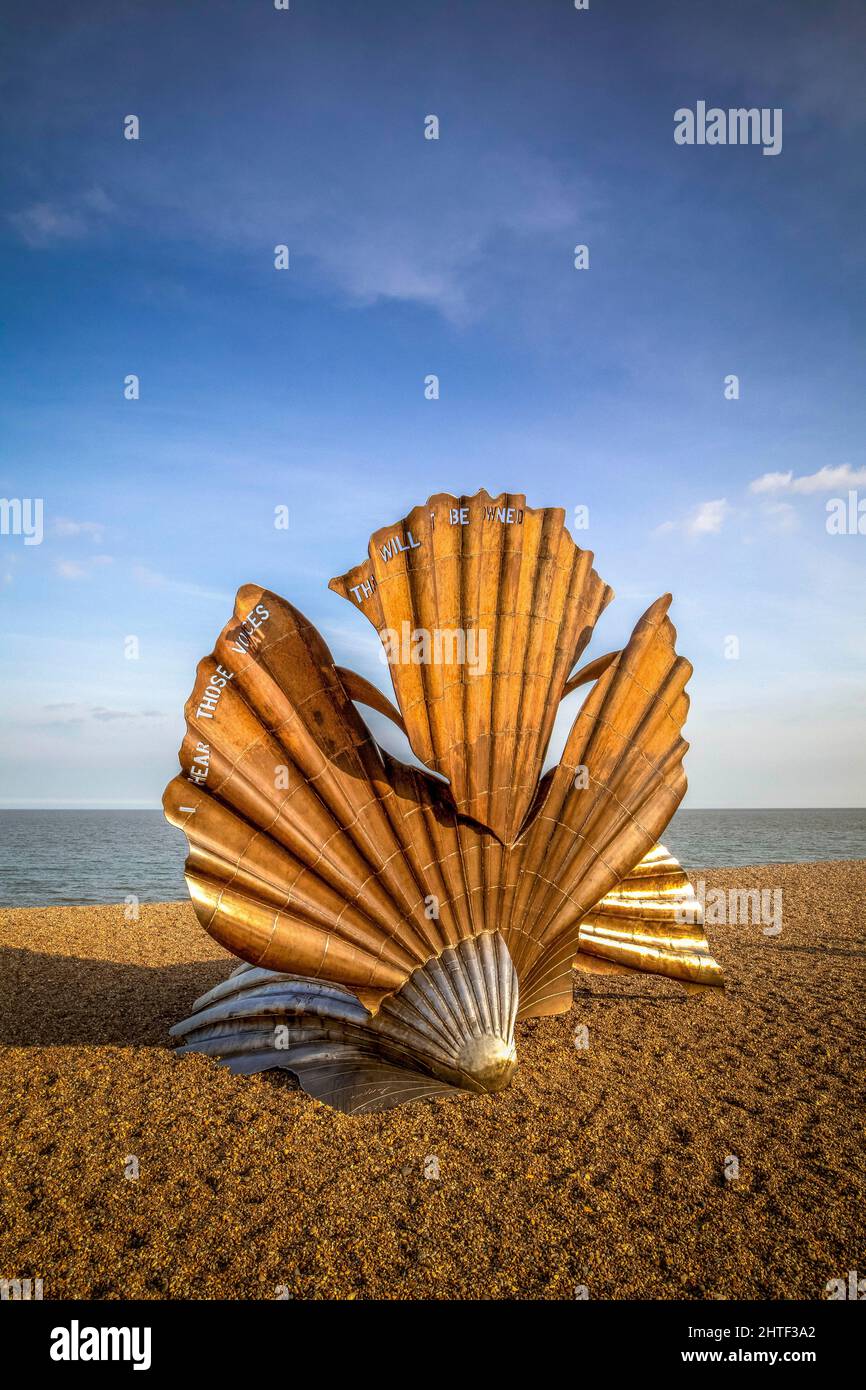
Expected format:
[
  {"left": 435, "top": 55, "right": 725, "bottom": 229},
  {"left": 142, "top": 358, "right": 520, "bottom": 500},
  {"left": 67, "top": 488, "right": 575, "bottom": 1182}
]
[{"left": 452, "top": 1035, "right": 518, "bottom": 1092}]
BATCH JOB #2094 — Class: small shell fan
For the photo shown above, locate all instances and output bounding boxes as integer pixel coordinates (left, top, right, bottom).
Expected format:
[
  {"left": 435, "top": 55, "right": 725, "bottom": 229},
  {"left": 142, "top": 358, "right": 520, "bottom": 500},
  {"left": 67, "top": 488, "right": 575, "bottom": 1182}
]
[{"left": 164, "top": 490, "right": 723, "bottom": 1113}]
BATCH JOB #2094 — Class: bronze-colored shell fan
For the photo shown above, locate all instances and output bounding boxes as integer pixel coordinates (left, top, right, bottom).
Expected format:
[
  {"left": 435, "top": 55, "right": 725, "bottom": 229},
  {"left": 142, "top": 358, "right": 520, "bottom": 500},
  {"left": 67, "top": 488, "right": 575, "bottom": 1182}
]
[{"left": 164, "top": 490, "right": 723, "bottom": 1112}]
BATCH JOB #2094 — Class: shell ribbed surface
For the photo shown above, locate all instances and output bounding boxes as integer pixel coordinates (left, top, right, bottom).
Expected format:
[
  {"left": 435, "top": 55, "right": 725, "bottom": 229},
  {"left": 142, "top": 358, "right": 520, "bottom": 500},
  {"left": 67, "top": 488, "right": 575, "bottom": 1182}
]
[
  {"left": 329, "top": 489, "right": 613, "bottom": 845},
  {"left": 171, "top": 932, "right": 518, "bottom": 1113},
  {"left": 373, "top": 932, "right": 518, "bottom": 1092},
  {"left": 164, "top": 490, "right": 724, "bottom": 1112},
  {"left": 575, "top": 843, "right": 723, "bottom": 987}
]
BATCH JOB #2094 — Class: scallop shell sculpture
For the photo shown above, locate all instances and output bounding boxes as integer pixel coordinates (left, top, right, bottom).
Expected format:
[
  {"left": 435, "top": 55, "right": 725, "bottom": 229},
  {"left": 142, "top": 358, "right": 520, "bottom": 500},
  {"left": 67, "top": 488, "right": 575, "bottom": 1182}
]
[{"left": 165, "top": 490, "right": 723, "bottom": 1113}]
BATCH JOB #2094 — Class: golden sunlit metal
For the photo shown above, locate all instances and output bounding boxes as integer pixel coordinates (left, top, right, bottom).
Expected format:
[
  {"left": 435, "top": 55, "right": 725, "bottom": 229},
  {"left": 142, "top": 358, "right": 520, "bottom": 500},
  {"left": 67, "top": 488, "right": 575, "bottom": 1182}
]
[{"left": 165, "top": 490, "right": 723, "bottom": 1113}]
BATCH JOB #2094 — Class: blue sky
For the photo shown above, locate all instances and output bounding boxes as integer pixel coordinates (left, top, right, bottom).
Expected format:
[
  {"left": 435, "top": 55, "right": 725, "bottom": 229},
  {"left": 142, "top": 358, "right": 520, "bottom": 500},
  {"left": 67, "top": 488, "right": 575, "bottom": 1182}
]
[{"left": 1, "top": 0, "right": 864, "bottom": 808}]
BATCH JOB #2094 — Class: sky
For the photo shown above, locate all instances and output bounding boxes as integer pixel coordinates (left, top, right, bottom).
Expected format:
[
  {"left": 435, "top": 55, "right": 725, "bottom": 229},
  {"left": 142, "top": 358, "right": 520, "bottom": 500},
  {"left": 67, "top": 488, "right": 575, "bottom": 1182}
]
[{"left": 1, "top": 0, "right": 864, "bottom": 809}]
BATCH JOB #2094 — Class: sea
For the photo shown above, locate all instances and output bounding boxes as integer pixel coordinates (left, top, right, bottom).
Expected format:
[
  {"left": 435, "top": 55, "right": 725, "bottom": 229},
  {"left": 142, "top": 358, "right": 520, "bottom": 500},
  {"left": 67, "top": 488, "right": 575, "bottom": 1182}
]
[{"left": 0, "top": 808, "right": 863, "bottom": 908}]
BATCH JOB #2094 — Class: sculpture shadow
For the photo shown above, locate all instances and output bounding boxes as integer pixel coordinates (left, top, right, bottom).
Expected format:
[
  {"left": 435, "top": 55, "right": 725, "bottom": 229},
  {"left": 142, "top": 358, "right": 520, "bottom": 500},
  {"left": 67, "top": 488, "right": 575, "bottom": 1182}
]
[{"left": 0, "top": 946, "right": 231, "bottom": 1047}]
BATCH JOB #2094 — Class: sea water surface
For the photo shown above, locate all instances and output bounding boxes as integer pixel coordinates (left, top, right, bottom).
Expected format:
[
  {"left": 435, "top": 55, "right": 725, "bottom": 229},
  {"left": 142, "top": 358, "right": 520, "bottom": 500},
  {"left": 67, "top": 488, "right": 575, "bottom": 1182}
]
[{"left": 0, "top": 808, "right": 864, "bottom": 908}]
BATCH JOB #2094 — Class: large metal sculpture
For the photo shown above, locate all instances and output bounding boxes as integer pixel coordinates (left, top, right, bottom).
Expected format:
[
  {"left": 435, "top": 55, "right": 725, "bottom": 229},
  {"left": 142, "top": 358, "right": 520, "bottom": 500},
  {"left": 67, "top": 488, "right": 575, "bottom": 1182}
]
[{"left": 164, "top": 490, "right": 723, "bottom": 1112}]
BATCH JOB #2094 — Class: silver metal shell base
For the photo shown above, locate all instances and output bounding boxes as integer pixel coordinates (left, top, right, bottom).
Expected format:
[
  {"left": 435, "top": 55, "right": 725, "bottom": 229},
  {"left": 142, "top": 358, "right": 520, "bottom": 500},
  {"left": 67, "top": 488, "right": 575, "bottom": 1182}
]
[{"left": 170, "top": 931, "right": 518, "bottom": 1114}]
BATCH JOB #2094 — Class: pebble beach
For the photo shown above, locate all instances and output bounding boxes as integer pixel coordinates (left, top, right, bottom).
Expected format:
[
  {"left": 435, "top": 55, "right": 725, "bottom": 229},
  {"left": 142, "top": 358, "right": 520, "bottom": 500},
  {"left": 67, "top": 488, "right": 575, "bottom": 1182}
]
[{"left": 1, "top": 860, "right": 863, "bottom": 1300}]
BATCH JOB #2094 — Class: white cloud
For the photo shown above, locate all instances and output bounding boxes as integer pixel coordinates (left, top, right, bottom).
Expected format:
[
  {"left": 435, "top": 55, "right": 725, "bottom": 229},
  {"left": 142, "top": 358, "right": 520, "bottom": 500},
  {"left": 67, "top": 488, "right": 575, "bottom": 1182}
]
[
  {"left": 749, "top": 470, "right": 793, "bottom": 494},
  {"left": 749, "top": 464, "right": 866, "bottom": 495},
  {"left": 656, "top": 494, "right": 733, "bottom": 536},
  {"left": 686, "top": 498, "right": 730, "bottom": 535},
  {"left": 653, "top": 498, "right": 730, "bottom": 539}
]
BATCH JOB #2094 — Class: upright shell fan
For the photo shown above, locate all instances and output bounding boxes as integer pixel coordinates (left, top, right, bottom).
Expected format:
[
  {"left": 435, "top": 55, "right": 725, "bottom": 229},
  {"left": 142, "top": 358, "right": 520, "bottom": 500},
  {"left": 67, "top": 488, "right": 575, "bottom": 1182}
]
[
  {"left": 165, "top": 490, "right": 723, "bottom": 1113},
  {"left": 329, "top": 488, "right": 613, "bottom": 844}
]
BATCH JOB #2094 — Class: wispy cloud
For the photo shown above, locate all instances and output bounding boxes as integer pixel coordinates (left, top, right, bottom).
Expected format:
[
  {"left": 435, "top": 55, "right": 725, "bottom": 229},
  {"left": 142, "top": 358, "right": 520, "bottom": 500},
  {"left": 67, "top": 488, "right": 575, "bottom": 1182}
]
[
  {"left": 9, "top": 145, "right": 588, "bottom": 323},
  {"left": 761, "top": 500, "right": 800, "bottom": 533},
  {"left": 749, "top": 464, "right": 866, "bottom": 495},
  {"left": 56, "top": 555, "right": 113, "bottom": 580},
  {"left": 8, "top": 187, "right": 115, "bottom": 248},
  {"left": 32, "top": 704, "right": 167, "bottom": 728},
  {"left": 304, "top": 151, "right": 588, "bottom": 323},
  {"left": 54, "top": 517, "right": 105, "bottom": 542},
  {"left": 91, "top": 707, "right": 165, "bottom": 723},
  {"left": 132, "top": 564, "right": 231, "bottom": 603}
]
